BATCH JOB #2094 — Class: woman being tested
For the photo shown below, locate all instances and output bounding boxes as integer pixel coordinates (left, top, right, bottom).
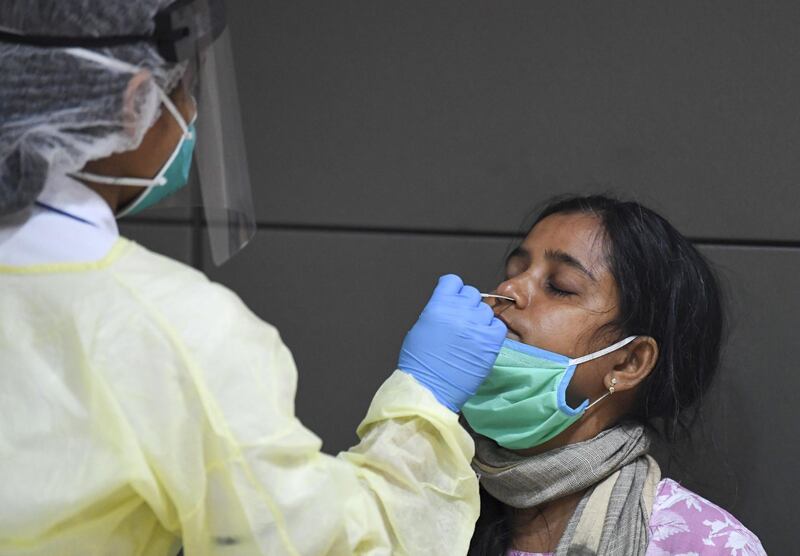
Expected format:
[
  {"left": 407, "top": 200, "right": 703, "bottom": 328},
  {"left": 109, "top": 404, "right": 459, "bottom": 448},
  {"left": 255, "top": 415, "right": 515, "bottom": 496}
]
[
  {"left": 464, "top": 196, "right": 765, "bottom": 555},
  {"left": 0, "top": 1, "right": 507, "bottom": 554}
]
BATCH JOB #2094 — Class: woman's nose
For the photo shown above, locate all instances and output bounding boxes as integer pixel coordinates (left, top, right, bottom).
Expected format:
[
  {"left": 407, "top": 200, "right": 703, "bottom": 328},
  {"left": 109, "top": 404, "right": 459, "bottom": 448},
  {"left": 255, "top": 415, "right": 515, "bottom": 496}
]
[{"left": 492, "top": 280, "right": 527, "bottom": 312}]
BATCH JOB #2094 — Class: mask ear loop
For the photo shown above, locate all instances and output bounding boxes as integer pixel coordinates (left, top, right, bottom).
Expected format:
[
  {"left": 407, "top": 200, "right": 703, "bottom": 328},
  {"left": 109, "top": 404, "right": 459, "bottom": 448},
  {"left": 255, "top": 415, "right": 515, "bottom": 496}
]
[
  {"left": 70, "top": 88, "right": 192, "bottom": 188},
  {"left": 569, "top": 336, "right": 637, "bottom": 412},
  {"left": 157, "top": 87, "right": 192, "bottom": 139},
  {"left": 568, "top": 336, "right": 637, "bottom": 367}
]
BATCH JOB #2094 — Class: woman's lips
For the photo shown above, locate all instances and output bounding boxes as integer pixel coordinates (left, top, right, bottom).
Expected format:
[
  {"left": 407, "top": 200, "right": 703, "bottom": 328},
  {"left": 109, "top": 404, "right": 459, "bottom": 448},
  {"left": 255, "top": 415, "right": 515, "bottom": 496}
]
[{"left": 496, "top": 314, "right": 522, "bottom": 341}]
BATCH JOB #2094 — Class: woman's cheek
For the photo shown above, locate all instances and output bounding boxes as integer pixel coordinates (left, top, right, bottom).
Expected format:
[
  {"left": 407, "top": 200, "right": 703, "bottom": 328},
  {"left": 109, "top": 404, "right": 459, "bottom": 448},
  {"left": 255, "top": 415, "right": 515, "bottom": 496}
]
[{"left": 523, "top": 306, "right": 585, "bottom": 354}]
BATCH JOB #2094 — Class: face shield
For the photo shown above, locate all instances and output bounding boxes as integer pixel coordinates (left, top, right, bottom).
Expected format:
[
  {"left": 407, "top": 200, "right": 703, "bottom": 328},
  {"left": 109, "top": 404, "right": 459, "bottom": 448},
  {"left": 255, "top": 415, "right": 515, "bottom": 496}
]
[{"left": 0, "top": 0, "right": 255, "bottom": 266}]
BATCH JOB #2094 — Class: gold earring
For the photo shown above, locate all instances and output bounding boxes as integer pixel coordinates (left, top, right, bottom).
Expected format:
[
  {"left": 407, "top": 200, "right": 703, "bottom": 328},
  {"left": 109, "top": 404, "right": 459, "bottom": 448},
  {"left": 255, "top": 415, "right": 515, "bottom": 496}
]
[{"left": 609, "top": 377, "right": 618, "bottom": 395}]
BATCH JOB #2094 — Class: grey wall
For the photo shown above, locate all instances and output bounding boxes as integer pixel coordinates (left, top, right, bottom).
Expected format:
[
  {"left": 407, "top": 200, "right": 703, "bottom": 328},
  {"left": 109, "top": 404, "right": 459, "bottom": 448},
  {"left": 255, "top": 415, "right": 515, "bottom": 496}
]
[{"left": 123, "top": 2, "right": 799, "bottom": 553}]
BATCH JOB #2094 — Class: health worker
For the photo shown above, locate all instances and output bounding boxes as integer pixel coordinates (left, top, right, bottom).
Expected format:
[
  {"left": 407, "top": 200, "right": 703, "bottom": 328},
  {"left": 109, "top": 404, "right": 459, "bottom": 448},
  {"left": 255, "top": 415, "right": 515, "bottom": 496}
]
[{"left": 0, "top": 2, "right": 507, "bottom": 555}]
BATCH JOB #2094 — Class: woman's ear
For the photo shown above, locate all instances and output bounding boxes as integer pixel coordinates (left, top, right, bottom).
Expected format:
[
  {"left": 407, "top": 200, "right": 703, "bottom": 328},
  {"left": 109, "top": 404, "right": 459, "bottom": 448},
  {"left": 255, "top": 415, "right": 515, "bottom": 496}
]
[{"left": 608, "top": 336, "right": 659, "bottom": 392}]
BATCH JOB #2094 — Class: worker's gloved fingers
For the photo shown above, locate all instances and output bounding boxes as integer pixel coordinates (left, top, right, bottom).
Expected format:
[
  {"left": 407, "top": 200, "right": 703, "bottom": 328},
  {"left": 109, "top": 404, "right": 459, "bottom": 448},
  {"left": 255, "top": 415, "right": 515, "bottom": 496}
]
[
  {"left": 465, "top": 301, "right": 496, "bottom": 325},
  {"left": 488, "top": 315, "right": 508, "bottom": 340},
  {"left": 398, "top": 276, "right": 512, "bottom": 412},
  {"left": 457, "top": 316, "right": 507, "bottom": 368},
  {"left": 421, "top": 275, "right": 484, "bottom": 321},
  {"left": 433, "top": 274, "right": 464, "bottom": 296},
  {"left": 458, "top": 285, "right": 482, "bottom": 307}
]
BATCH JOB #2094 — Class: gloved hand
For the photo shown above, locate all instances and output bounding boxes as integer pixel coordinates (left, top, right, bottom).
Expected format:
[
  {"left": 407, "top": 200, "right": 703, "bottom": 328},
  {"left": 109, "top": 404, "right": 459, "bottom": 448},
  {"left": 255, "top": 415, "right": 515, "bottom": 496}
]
[{"left": 398, "top": 274, "right": 508, "bottom": 412}]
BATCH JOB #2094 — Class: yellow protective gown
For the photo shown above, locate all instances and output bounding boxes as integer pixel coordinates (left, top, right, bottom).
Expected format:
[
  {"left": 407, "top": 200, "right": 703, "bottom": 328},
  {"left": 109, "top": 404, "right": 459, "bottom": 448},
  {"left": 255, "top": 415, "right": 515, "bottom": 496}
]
[{"left": 0, "top": 238, "right": 479, "bottom": 555}]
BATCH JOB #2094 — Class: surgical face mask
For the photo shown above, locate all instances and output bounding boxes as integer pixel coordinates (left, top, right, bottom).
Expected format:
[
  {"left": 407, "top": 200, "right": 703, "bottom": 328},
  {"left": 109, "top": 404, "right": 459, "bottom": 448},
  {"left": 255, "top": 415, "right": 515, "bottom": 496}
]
[
  {"left": 72, "top": 88, "right": 197, "bottom": 218},
  {"left": 462, "top": 335, "right": 637, "bottom": 450}
]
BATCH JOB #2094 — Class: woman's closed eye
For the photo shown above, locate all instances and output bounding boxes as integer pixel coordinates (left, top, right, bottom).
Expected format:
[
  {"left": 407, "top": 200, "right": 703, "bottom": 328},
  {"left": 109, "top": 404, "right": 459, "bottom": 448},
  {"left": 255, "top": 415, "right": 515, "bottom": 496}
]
[{"left": 546, "top": 279, "right": 576, "bottom": 297}]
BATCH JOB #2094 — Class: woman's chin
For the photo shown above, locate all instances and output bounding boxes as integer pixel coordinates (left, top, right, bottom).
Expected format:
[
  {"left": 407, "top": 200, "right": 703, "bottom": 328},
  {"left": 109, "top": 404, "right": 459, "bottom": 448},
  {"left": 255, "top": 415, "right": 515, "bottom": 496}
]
[{"left": 505, "top": 331, "right": 522, "bottom": 342}]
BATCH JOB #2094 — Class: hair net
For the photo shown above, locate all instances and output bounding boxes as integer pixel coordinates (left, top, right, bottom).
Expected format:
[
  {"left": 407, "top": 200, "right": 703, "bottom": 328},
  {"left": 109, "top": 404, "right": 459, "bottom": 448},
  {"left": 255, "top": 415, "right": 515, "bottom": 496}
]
[{"left": 0, "top": 0, "right": 184, "bottom": 216}]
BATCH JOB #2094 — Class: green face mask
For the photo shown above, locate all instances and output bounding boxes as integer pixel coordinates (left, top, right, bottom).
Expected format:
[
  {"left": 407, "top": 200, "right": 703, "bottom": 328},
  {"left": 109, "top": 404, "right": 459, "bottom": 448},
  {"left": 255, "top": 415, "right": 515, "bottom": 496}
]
[{"left": 462, "top": 335, "right": 637, "bottom": 450}]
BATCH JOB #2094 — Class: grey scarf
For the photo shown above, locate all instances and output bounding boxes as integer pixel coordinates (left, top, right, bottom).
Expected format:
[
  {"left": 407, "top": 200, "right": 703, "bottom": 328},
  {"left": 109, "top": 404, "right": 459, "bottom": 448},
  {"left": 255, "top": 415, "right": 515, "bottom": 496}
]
[{"left": 472, "top": 423, "right": 661, "bottom": 555}]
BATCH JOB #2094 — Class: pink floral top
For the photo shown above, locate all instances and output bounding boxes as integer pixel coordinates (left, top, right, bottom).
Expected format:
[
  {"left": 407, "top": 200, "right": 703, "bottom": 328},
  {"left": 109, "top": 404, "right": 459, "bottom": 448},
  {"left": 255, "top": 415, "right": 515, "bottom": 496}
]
[{"left": 507, "top": 479, "right": 765, "bottom": 556}]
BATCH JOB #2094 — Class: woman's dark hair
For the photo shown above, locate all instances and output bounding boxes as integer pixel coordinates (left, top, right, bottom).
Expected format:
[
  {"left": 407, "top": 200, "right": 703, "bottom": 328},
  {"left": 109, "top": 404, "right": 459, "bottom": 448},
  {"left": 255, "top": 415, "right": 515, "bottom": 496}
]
[{"left": 468, "top": 194, "right": 724, "bottom": 556}]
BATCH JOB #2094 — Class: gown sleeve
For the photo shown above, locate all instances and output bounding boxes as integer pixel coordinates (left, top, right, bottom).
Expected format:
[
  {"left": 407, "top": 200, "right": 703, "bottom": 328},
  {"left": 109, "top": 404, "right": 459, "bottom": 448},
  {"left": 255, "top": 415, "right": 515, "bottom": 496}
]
[{"left": 116, "top": 271, "right": 480, "bottom": 556}]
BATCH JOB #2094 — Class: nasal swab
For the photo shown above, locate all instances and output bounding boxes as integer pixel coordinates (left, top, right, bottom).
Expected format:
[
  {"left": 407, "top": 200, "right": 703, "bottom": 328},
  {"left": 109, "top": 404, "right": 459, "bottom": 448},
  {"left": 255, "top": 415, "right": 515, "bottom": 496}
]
[{"left": 480, "top": 293, "right": 515, "bottom": 302}]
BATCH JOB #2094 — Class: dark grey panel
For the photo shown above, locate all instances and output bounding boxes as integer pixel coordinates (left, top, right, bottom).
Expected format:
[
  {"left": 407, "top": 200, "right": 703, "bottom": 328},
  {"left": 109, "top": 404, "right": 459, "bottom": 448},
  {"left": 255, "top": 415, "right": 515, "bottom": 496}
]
[
  {"left": 118, "top": 221, "right": 194, "bottom": 265},
  {"left": 229, "top": 1, "right": 800, "bottom": 240},
  {"left": 207, "top": 233, "right": 797, "bottom": 553},
  {"left": 655, "top": 245, "right": 799, "bottom": 555},
  {"left": 125, "top": 207, "right": 193, "bottom": 222}
]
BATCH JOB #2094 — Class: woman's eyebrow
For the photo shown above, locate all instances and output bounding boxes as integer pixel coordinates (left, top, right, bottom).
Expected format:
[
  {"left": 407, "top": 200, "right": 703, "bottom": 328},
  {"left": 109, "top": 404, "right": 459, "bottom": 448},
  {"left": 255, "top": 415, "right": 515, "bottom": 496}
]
[
  {"left": 505, "top": 246, "right": 529, "bottom": 266},
  {"left": 544, "top": 248, "right": 597, "bottom": 282}
]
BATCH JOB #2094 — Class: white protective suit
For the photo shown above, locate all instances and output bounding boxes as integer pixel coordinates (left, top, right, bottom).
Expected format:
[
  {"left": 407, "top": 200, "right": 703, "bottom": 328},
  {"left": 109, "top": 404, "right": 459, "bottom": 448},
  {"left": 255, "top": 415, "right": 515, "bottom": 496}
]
[{"left": 0, "top": 176, "right": 480, "bottom": 555}]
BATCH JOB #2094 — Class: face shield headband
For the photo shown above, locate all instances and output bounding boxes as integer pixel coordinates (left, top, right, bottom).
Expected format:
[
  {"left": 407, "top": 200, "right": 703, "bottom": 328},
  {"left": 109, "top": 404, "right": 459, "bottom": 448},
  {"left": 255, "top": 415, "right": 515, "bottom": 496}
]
[{"left": 0, "top": 0, "right": 225, "bottom": 73}]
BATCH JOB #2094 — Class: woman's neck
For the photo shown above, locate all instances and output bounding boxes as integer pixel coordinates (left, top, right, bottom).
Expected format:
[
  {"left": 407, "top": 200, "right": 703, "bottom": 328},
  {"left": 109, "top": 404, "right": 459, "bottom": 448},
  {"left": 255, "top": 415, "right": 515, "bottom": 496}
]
[{"left": 507, "top": 489, "right": 586, "bottom": 553}]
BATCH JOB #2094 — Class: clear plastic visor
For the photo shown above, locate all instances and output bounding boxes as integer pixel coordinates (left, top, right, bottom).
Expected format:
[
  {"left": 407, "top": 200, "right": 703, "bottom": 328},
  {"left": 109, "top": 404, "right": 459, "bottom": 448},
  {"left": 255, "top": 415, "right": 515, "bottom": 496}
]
[{"left": 157, "top": 27, "right": 255, "bottom": 266}]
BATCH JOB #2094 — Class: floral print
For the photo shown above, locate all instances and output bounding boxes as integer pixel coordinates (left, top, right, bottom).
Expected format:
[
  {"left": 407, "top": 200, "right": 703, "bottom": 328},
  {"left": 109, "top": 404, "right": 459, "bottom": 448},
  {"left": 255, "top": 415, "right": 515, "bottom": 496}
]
[
  {"left": 646, "top": 479, "right": 765, "bottom": 555},
  {"left": 505, "top": 479, "right": 765, "bottom": 556}
]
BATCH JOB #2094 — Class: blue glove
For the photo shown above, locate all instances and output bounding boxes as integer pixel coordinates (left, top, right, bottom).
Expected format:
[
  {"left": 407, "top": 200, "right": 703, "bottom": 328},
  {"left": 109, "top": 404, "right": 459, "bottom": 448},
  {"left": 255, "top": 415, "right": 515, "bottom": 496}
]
[{"left": 398, "top": 274, "right": 508, "bottom": 412}]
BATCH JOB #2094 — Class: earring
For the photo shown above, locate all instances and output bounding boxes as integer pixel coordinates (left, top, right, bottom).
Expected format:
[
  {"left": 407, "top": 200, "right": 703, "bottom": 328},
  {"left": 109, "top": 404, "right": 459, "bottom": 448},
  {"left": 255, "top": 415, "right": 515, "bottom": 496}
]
[{"left": 584, "top": 376, "right": 618, "bottom": 412}]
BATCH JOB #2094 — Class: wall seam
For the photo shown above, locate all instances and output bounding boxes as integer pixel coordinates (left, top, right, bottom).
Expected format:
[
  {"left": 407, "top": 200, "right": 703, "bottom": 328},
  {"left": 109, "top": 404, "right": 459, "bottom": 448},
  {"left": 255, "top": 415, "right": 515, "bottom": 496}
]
[{"left": 248, "top": 222, "right": 800, "bottom": 250}]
